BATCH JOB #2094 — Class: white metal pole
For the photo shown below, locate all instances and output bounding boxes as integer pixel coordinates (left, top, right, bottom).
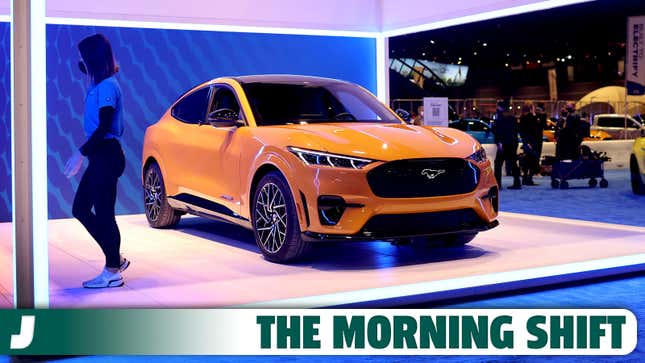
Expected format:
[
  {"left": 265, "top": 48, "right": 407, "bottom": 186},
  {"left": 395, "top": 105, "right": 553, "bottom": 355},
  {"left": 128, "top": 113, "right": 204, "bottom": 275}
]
[
  {"left": 376, "top": 35, "right": 389, "bottom": 105},
  {"left": 11, "top": 0, "right": 49, "bottom": 308}
]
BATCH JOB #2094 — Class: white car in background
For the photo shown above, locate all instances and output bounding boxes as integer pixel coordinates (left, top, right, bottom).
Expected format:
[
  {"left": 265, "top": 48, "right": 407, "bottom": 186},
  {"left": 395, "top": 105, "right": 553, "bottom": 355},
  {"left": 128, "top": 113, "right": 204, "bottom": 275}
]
[{"left": 591, "top": 114, "right": 644, "bottom": 140}]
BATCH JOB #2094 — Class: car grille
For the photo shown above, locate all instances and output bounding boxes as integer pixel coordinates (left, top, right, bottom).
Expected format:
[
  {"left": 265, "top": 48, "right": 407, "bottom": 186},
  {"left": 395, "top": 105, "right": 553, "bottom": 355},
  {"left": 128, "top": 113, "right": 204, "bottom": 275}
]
[
  {"left": 360, "top": 209, "right": 484, "bottom": 237},
  {"left": 367, "top": 158, "right": 480, "bottom": 198}
]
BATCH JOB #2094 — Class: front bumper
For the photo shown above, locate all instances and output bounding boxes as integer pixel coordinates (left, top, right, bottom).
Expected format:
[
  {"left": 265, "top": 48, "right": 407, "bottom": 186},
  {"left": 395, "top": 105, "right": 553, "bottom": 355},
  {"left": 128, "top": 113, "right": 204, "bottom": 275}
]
[
  {"left": 302, "top": 214, "right": 499, "bottom": 242},
  {"left": 294, "top": 159, "right": 499, "bottom": 237}
]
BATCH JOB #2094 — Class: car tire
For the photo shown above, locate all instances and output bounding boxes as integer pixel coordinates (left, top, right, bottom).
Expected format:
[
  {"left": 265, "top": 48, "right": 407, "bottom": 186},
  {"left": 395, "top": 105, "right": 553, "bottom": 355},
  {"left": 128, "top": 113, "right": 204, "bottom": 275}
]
[
  {"left": 252, "top": 171, "right": 309, "bottom": 263},
  {"left": 143, "top": 162, "right": 181, "bottom": 228},
  {"left": 432, "top": 232, "right": 478, "bottom": 247},
  {"left": 599, "top": 178, "right": 609, "bottom": 188},
  {"left": 444, "top": 233, "right": 477, "bottom": 247},
  {"left": 631, "top": 156, "right": 645, "bottom": 195}
]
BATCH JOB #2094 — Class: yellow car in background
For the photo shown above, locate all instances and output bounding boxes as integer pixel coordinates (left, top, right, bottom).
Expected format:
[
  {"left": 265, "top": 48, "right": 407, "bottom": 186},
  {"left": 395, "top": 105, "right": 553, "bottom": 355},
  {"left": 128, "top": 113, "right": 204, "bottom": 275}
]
[
  {"left": 631, "top": 134, "right": 645, "bottom": 195},
  {"left": 543, "top": 119, "right": 612, "bottom": 142},
  {"left": 142, "top": 75, "right": 499, "bottom": 262}
]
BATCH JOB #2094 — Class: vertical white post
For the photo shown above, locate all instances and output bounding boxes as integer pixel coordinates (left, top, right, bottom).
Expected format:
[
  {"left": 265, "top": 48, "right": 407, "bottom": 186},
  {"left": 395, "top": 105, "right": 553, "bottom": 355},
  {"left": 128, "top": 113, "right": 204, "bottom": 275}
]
[
  {"left": 11, "top": 0, "right": 49, "bottom": 308},
  {"left": 376, "top": 35, "right": 389, "bottom": 105}
]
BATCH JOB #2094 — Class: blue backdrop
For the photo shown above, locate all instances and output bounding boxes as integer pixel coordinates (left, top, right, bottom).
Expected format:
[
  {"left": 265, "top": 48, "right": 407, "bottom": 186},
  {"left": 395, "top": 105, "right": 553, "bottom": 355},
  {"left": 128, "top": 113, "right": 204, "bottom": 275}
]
[
  {"left": 0, "top": 23, "right": 377, "bottom": 222},
  {"left": 0, "top": 23, "right": 10, "bottom": 223}
]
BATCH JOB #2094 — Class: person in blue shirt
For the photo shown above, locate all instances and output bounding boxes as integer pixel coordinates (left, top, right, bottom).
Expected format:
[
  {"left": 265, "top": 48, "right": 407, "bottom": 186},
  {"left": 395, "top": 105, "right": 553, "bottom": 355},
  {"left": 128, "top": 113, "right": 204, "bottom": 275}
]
[{"left": 64, "top": 34, "right": 129, "bottom": 288}]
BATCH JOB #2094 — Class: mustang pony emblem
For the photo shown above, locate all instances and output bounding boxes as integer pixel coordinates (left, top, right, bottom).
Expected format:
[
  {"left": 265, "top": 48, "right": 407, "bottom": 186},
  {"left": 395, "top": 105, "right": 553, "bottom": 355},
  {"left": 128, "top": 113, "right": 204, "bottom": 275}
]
[{"left": 421, "top": 168, "right": 446, "bottom": 179}]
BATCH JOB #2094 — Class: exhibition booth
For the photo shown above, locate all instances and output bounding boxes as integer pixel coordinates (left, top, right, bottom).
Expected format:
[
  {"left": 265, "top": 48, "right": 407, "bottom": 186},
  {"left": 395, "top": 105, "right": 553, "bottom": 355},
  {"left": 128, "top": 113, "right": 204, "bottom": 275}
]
[{"left": 0, "top": 0, "right": 644, "bottom": 309}]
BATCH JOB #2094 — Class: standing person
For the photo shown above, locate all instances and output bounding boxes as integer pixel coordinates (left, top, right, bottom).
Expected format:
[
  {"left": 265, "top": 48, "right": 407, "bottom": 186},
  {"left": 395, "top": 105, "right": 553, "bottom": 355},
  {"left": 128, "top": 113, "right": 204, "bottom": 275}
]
[
  {"left": 556, "top": 102, "right": 583, "bottom": 160},
  {"left": 519, "top": 101, "right": 540, "bottom": 185},
  {"left": 411, "top": 105, "right": 424, "bottom": 126},
  {"left": 64, "top": 34, "right": 129, "bottom": 288},
  {"left": 534, "top": 102, "right": 547, "bottom": 163},
  {"left": 493, "top": 100, "right": 521, "bottom": 189}
]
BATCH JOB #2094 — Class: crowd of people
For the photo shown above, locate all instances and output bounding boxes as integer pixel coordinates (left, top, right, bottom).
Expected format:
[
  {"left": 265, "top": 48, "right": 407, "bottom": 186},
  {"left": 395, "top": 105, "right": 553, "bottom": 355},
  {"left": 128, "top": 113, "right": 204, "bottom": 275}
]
[{"left": 491, "top": 99, "right": 589, "bottom": 190}]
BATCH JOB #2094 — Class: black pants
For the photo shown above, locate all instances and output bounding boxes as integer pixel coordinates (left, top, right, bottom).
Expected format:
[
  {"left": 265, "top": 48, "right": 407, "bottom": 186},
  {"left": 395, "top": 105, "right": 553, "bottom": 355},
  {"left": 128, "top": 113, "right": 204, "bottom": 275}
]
[
  {"left": 494, "top": 143, "right": 521, "bottom": 187},
  {"left": 72, "top": 139, "right": 125, "bottom": 269},
  {"left": 521, "top": 141, "right": 541, "bottom": 180}
]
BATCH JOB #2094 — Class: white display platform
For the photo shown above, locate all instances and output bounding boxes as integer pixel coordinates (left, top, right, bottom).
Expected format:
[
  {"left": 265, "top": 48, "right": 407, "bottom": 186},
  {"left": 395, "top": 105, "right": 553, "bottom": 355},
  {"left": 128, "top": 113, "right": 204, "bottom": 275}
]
[{"left": 0, "top": 212, "right": 643, "bottom": 308}]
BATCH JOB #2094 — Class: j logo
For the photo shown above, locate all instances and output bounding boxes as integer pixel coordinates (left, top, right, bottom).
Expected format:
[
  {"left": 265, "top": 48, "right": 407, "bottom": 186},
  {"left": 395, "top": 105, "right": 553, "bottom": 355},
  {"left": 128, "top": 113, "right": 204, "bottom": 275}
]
[{"left": 10, "top": 315, "right": 35, "bottom": 350}]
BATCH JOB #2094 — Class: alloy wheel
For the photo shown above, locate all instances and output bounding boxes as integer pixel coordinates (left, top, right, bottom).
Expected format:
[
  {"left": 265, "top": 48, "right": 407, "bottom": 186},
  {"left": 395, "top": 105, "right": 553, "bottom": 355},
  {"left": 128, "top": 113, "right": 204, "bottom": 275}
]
[
  {"left": 254, "top": 182, "right": 287, "bottom": 253},
  {"left": 144, "top": 168, "right": 162, "bottom": 222}
]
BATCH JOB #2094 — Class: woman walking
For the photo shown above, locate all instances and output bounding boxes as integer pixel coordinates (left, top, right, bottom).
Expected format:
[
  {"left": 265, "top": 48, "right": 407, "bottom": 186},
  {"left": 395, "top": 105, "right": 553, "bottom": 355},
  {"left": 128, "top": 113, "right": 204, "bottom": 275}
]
[{"left": 64, "top": 34, "right": 129, "bottom": 288}]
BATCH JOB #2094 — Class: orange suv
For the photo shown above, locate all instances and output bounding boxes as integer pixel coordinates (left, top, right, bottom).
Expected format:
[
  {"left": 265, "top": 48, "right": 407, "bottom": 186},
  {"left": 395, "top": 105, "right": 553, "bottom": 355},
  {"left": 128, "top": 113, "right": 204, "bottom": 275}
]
[{"left": 142, "top": 75, "right": 499, "bottom": 262}]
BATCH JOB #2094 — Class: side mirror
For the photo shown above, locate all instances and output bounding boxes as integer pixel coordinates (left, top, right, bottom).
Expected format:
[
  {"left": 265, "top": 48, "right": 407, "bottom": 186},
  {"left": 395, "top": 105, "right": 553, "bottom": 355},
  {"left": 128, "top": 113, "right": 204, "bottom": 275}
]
[
  {"left": 207, "top": 108, "right": 244, "bottom": 128},
  {"left": 209, "top": 119, "right": 246, "bottom": 128},
  {"left": 395, "top": 109, "right": 411, "bottom": 122}
]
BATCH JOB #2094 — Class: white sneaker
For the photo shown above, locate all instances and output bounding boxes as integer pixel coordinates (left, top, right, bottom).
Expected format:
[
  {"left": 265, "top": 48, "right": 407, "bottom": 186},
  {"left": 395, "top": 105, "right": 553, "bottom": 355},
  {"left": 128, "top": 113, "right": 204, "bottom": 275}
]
[
  {"left": 119, "top": 256, "right": 131, "bottom": 273},
  {"left": 82, "top": 268, "right": 123, "bottom": 288}
]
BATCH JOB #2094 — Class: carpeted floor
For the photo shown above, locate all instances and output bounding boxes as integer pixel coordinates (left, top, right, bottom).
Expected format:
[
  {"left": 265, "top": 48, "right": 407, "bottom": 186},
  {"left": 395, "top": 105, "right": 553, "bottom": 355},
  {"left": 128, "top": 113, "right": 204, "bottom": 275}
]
[{"left": 498, "top": 169, "right": 644, "bottom": 227}]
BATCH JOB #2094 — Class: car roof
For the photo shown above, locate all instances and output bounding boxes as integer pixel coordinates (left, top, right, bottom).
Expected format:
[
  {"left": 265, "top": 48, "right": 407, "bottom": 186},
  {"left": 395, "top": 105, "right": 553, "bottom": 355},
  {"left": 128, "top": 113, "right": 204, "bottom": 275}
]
[
  {"left": 452, "top": 118, "right": 489, "bottom": 124},
  {"left": 228, "top": 74, "right": 351, "bottom": 86},
  {"left": 175, "top": 75, "right": 353, "bottom": 105},
  {"left": 594, "top": 114, "right": 635, "bottom": 118}
]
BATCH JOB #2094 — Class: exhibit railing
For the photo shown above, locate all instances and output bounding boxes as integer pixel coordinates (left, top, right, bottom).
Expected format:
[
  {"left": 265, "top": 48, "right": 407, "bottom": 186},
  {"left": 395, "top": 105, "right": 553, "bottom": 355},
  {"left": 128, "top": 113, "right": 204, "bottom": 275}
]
[{"left": 391, "top": 98, "right": 645, "bottom": 140}]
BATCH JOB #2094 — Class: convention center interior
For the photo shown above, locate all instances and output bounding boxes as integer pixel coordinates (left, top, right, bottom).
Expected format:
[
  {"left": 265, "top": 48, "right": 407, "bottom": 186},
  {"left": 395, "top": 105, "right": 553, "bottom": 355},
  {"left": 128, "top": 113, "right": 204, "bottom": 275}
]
[{"left": 0, "top": 0, "right": 643, "bottom": 339}]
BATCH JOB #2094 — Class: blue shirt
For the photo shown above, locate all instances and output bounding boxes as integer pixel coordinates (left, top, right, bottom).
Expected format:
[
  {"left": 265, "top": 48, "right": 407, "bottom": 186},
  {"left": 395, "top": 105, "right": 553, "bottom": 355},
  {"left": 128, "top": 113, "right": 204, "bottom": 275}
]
[{"left": 83, "top": 76, "right": 123, "bottom": 139}]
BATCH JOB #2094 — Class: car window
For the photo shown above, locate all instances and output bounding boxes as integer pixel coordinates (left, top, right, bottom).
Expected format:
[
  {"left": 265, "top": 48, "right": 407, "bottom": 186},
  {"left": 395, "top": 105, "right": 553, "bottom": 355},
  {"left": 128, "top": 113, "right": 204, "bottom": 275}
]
[
  {"left": 241, "top": 82, "right": 399, "bottom": 126},
  {"left": 334, "top": 90, "right": 381, "bottom": 120},
  {"left": 449, "top": 120, "right": 468, "bottom": 131},
  {"left": 208, "top": 85, "right": 242, "bottom": 118},
  {"left": 597, "top": 117, "right": 630, "bottom": 128},
  {"left": 171, "top": 87, "right": 210, "bottom": 124},
  {"left": 468, "top": 120, "right": 490, "bottom": 132}
]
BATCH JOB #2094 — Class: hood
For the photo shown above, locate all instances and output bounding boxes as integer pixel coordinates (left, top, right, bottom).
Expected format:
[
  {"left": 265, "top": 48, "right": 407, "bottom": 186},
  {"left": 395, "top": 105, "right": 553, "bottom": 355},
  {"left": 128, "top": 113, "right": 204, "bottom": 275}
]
[{"left": 257, "top": 123, "right": 479, "bottom": 161}]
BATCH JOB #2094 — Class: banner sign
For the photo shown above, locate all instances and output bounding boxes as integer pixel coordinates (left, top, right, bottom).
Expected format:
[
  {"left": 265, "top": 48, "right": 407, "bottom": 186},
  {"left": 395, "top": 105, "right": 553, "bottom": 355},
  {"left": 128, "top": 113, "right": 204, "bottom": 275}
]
[
  {"left": 548, "top": 68, "right": 558, "bottom": 101},
  {"left": 627, "top": 16, "right": 645, "bottom": 95},
  {"left": 0, "top": 309, "right": 637, "bottom": 355},
  {"left": 423, "top": 97, "right": 449, "bottom": 126}
]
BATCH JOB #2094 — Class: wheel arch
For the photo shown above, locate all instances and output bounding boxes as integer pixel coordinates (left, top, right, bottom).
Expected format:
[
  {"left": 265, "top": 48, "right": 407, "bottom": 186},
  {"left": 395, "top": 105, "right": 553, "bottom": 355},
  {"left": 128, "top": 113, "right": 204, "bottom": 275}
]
[
  {"left": 248, "top": 162, "right": 307, "bottom": 231},
  {"left": 142, "top": 156, "right": 158, "bottom": 184},
  {"left": 142, "top": 149, "right": 169, "bottom": 188}
]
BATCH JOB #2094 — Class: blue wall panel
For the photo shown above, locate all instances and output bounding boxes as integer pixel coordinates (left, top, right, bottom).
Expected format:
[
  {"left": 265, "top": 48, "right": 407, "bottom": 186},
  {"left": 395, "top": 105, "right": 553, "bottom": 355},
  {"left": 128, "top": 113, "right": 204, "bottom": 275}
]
[
  {"left": 0, "top": 23, "right": 377, "bottom": 222},
  {"left": 0, "top": 22, "right": 10, "bottom": 222}
]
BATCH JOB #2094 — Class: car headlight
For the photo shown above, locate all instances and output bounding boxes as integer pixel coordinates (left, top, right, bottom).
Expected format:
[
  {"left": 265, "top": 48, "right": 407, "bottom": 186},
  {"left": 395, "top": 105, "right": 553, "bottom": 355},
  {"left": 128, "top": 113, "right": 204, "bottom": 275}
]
[
  {"left": 467, "top": 147, "right": 487, "bottom": 163},
  {"left": 288, "top": 147, "right": 375, "bottom": 169}
]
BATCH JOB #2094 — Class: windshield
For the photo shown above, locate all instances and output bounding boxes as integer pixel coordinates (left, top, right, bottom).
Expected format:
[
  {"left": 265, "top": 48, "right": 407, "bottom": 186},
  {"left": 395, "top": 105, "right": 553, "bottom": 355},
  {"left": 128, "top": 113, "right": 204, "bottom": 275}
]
[{"left": 241, "top": 82, "right": 400, "bottom": 126}]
